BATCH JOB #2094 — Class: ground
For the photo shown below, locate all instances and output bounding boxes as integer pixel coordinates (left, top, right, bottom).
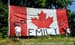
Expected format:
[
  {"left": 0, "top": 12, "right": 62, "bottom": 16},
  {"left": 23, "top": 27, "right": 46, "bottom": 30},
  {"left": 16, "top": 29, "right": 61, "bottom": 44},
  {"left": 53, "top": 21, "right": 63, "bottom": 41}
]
[{"left": 0, "top": 36, "right": 75, "bottom": 45}]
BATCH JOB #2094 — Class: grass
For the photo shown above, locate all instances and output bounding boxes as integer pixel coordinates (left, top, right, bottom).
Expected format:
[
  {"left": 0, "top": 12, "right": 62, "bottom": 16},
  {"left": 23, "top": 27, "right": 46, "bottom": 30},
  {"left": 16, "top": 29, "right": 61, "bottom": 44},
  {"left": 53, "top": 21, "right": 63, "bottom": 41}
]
[{"left": 0, "top": 36, "right": 75, "bottom": 45}]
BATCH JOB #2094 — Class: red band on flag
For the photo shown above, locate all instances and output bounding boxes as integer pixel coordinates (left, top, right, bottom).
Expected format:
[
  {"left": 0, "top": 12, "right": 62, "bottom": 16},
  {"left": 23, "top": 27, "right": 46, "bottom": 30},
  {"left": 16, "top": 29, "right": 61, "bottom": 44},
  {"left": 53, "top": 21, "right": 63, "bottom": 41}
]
[
  {"left": 56, "top": 9, "right": 69, "bottom": 34},
  {"left": 9, "top": 6, "right": 27, "bottom": 36}
]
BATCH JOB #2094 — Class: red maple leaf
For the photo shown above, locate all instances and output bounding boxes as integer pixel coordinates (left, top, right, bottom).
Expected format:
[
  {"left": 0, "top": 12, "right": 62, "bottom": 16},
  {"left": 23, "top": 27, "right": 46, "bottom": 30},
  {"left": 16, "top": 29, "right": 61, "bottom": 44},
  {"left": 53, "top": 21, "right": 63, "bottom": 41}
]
[{"left": 31, "top": 11, "right": 53, "bottom": 28}]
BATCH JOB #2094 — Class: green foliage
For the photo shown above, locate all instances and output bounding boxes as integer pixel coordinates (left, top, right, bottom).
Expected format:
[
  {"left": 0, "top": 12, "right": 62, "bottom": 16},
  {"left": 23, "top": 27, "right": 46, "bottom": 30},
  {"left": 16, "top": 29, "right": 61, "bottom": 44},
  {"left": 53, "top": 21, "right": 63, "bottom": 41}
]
[
  {"left": 56, "top": 0, "right": 72, "bottom": 8},
  {"left": 35, "top": 0, "right": 47, "bottom": 7},
  {"left": 0, "top": 0, "right": 8, "bottom": 38},
  {"left": 33, "top": 0, "right": 72, "bottom": 8},
  {"left": 10, "top": 0, "right": 72, "bottom": 9}
]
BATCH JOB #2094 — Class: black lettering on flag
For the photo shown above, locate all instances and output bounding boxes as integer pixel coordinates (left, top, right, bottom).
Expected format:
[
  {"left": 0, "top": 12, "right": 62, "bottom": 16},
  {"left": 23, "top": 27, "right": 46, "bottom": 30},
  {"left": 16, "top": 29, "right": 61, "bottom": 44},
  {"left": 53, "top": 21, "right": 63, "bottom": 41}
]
[{"left": 28, "top": 29, "right": 34, "bottom": 36}]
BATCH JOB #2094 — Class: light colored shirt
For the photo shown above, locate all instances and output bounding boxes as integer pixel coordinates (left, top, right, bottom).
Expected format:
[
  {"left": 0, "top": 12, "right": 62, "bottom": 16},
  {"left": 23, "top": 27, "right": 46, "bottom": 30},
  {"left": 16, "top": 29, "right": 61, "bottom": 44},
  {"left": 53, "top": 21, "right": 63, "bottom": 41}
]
[
  {"left": 66, "top": 28, "right": 70, "bottom": 34},
  {"left": 15, "top": 26, "right": 21, "bottom": 32}
]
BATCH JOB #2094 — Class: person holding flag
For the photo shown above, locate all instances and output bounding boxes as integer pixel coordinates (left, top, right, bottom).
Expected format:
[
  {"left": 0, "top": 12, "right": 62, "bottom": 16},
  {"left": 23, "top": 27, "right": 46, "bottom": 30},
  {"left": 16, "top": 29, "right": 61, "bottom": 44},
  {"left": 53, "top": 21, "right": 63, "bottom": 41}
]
[{"left": 14, "top": 22, "right": 21, "bottom": 41}]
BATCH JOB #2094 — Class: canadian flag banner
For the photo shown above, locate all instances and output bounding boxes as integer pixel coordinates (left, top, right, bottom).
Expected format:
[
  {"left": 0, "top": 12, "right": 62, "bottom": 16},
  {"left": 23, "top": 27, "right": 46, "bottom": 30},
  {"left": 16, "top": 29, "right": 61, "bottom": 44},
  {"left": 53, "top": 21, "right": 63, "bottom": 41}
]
[{"left": 8, "top": 5, "right": 69, "bottom": 36}]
